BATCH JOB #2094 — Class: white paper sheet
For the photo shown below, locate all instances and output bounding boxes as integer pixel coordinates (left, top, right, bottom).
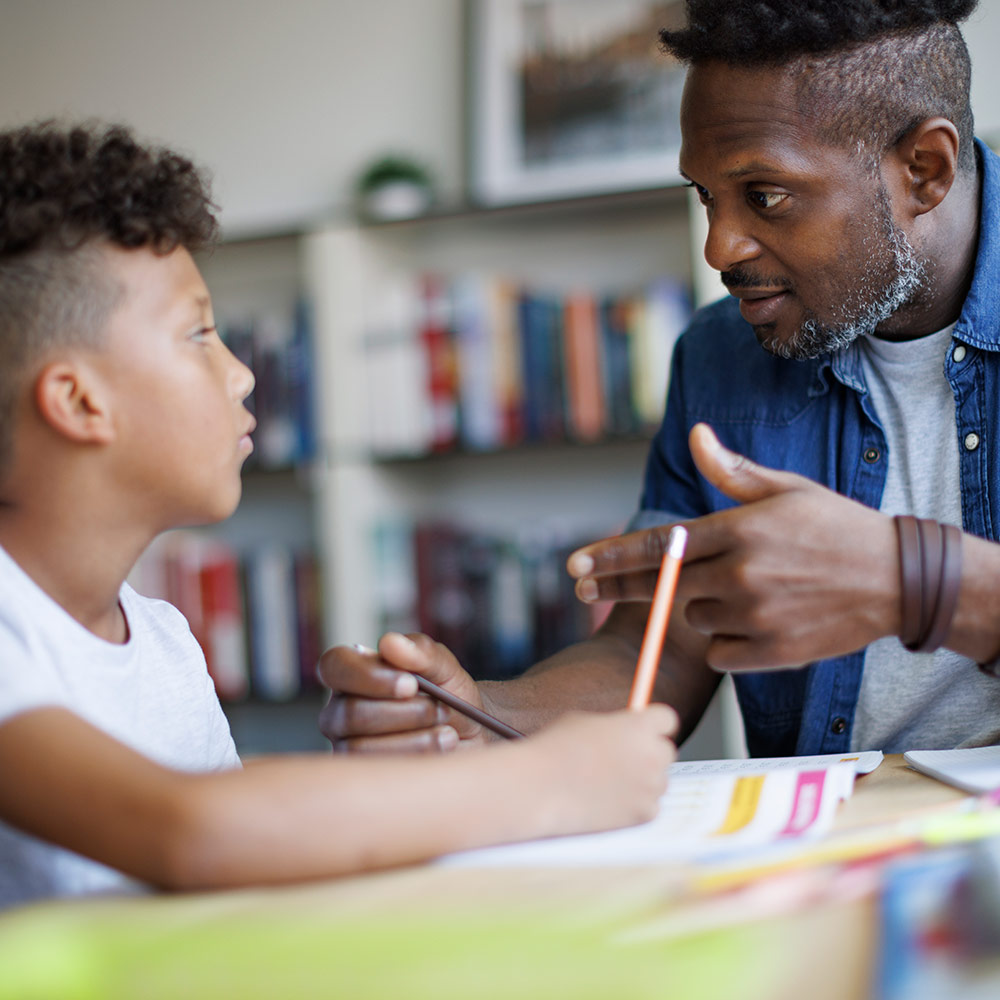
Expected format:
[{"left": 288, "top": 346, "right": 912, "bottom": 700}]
[
  {"left": 441, "top": 761, "right": 859, "bottom": 868},
  {"left": 672, "top": 749, "right": 883, "bottom": 777}
]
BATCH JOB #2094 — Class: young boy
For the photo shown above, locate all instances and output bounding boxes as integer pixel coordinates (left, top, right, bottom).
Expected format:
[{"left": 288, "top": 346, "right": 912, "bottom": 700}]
[{"left": 0, "top": 122, "right": 677, "bottom": 908}]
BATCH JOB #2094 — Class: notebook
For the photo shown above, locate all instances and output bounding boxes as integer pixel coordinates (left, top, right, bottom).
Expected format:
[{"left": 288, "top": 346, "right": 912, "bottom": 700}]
[{"left": 903, "top": 745, "right": 1000, "bottom": 794}]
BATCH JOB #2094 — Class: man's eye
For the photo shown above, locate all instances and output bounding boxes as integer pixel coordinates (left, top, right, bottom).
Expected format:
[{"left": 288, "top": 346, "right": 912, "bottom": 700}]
[
  {"left": 685, "top": 181, "right": 712, "bottom": 205},
  {"left": 748, "top": 191, "right": 788, "bottom": 210}
]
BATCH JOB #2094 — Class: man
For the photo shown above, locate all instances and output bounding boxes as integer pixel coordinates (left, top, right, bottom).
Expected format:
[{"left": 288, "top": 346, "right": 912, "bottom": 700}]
[{"left": 319, "top": 0, "right": 1000, "bottom": 757}]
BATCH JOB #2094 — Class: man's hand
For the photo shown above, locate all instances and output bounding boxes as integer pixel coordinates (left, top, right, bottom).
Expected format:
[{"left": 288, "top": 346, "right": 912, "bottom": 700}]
[
  {"left": 317, "top": 632, "right": 492, "bottom": 753},
  {"left": 568, "top": 423, "right": 901, "bottom": 671}
]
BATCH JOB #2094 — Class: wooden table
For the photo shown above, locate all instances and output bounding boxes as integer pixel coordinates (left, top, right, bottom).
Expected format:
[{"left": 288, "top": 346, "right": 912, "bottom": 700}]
[{"left": 0, "top": 757, "right": 985, "bottom": 1000}]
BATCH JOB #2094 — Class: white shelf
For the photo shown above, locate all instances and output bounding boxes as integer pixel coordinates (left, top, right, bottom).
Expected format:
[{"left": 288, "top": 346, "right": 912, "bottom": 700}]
[{"left": 304, "top": 191, "right": 698, "bottom": 648}]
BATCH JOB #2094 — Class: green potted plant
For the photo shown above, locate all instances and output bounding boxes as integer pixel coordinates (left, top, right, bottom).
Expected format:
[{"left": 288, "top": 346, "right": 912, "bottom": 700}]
[{"left": 355, "top": 155, "right": 434, "bottom": 221}]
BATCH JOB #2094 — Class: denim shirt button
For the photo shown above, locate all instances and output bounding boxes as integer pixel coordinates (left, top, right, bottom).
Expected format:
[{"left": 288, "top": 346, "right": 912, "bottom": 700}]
[
  {"left": 953, "top": 344, "right": 967, "bottom": 363},
  {"left": 863, "top": 447, "right": 880, "bottom": 464},
  {"left": 965, "top": 432, "right": 981, "bottom": 452},
  {"left": 831, "top": 717, "right": 847, "bottom": 735}
]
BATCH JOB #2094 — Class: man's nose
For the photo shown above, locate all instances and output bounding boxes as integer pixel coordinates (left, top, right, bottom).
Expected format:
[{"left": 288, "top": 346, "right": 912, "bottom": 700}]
[{"left": 703, "top": 207, "right": 761, "bottom": 274}]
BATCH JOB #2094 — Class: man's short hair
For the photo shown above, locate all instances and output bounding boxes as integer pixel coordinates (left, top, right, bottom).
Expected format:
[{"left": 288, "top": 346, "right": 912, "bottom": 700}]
[
  {"left": 661, "top": 1, "right": 979, "bottom": 174},
  {"left": 0, "top": 122, "right": 219, "bottom": 475}
]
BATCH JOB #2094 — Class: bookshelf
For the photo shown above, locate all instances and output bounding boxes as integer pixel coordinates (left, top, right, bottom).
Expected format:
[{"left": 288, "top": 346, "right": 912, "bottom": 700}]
[
  {"left": 302, "top": 186, "right": 745, "bottom": 758},
  {"left": 305, "top": 186, "right": 692, "bottom": 645}
]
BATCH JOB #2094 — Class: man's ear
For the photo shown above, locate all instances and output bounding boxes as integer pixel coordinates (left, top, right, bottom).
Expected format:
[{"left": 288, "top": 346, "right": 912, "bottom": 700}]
[
  {"left": 885, "top": 117, "right": 962, "bottom": 218},
  {"left": 33, "top": 360, "right": 115, "bottom": 445}
]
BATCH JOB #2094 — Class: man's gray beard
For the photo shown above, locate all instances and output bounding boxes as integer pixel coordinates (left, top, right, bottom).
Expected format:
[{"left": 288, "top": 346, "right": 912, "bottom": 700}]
[{"left": 760, "top": 212, "right": 927, "bottom": 362}]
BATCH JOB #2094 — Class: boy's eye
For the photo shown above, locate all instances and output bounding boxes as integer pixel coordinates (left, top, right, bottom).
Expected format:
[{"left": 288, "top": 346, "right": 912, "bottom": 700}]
[
  {"left": 747, "top": 191, "right": 788, "bottom": 210},
  {"left": 191, "top": 325, "right": 217, "bottom": 341}
]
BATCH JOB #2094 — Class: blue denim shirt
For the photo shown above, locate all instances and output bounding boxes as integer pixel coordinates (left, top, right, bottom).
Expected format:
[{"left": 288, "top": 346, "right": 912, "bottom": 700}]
[{"left": 638, "top": 139, "right": 1000, "bottom": 757}]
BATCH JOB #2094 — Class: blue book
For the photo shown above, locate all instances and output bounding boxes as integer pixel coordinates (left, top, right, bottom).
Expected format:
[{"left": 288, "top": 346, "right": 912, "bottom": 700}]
[
  {"left": 599, "top": 296, "right": 639, "bottom": 436},
  {"left": 517, "top": 293, "right": 548, "bottom": 441}
]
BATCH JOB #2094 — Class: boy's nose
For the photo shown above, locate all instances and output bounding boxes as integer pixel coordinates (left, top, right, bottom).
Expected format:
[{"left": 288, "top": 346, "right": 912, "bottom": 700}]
[
  {"left": 235, "top": 360, "right": 255, "bottom": 402},
  {"left": 225, "top": 343, "right": 255, "bottom": 401}
]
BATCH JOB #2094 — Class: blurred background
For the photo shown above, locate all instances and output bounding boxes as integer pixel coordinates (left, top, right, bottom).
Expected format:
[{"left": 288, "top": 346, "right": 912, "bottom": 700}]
[{"left": 2, "top": 0, "right": 998, "bottom": 756}]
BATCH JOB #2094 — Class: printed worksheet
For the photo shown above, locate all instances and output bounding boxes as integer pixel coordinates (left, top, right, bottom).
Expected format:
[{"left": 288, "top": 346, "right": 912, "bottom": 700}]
[
  {"left": 672, "top": 750, "right": 883, "bottom": 777},
  {"left": 441, "top": 762, "right": 858, "bottom": 868}
]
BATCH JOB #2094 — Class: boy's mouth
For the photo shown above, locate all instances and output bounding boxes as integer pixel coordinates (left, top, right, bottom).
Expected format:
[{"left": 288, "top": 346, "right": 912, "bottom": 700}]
[{"left": 239, "top": 416, "right": 256, "bottom": 452}]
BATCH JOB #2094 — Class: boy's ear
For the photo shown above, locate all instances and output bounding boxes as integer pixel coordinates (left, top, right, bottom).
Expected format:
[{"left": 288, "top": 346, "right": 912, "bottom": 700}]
[{"left": 34, "top": 360, "right": 116, "bottom": 445}]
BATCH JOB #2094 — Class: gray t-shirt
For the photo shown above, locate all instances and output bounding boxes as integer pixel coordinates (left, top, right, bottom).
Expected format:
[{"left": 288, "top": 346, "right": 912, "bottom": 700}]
[
  {"left": 0, "top": 544, "right": 240, "bottom": 909},
  {"left": 852, "top": 327, "right": 1000, "bottom": 751}
]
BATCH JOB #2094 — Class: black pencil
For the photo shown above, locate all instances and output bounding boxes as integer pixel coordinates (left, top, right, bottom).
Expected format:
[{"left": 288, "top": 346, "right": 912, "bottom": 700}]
[{"left": 415, "top": 675, "right": 525, "bottom": 740}]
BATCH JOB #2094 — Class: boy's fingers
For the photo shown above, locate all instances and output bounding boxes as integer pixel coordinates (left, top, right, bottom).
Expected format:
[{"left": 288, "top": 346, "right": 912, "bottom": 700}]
[{"left": 639, "top": 703, "right": 680, "bottom": 737}]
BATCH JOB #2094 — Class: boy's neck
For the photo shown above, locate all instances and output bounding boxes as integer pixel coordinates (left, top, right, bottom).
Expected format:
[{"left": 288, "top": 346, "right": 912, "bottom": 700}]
[{"left": 0, "top": 492, "right": 149, "bottom": 645}]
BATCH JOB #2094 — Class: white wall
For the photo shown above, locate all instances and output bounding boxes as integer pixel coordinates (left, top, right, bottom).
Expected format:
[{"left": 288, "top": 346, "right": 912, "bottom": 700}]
[
  {"left": 1, "top": 1, "right": 999, "bottom": 233},
  {"left": 968, "top": 2, "right": 1000, "bottom": 144},
  {"left": 0, "top": 0, "right": 466, "bottom": 236},
  {"left": 1, "top": 1, "right": 998, "bottom": 238}
]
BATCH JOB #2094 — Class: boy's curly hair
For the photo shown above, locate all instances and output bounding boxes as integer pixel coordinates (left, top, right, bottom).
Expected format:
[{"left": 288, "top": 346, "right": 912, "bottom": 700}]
[
  {"left": 0, "top": 122, "right": 219, "bottom": 477},
  {"left": 661, "top": 1, "right": 979, "bottom": 174}
]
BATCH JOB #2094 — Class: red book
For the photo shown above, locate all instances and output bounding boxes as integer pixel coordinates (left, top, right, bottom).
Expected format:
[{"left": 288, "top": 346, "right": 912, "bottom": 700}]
[
  {"left": 198, "top": 545, "right": 249, "bottom": 702},
  {"left": 489, "top": 280, "right": 525, "bottom": 446},
  {"left": 293, "top": 552, "right": 323, "bottom": 691},
  {"left": 419, "top": 275, "right": 459, "bottom": 452},
  {"left": 413, "top": 522, "right": 469, "bottom": 654},
  {"left": 562, "top": 293, "right": 606, "bottom": 442}
]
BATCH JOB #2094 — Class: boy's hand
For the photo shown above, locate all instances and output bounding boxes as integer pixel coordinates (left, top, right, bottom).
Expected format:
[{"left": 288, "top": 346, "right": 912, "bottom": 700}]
[
  {"left": 528, "top": 707, "right": 678, "bottom": 836},
  {"left": 568, "top": 423, "right": 899, "bottom": 672},
  {"left": 318, "top": 632, "right": 491, "bottom": 753}
]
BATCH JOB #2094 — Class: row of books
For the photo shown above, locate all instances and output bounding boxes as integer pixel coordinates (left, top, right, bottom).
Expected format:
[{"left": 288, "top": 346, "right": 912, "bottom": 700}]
[
  {"left": 220, "top": 299, "right": 317, "bottom": 471},
  {"left": 129, "top": 532, "right": 323, "bottom": 702},
  {"left": 363, "top": 274, "right": 691, "bottom": 457},
  {"left": 372, "top": 520, "right": 615, "bottom": 681}
]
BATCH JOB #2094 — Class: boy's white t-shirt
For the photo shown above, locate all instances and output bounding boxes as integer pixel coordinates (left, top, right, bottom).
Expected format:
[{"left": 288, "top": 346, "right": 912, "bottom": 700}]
[{"left": 0, "top": 544, "right": 240, "bottom": 909}]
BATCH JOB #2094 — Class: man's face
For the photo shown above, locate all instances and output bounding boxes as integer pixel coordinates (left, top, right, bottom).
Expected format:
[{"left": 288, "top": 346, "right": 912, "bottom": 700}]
[{"left": 679, "top": 61, "right": 928, "bottom": 359}]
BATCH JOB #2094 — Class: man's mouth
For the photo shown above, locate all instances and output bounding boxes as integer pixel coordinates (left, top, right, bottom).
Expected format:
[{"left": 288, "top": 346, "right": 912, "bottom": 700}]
[{"left": 730, "top": 288, "right": 791, "bottom": 326}]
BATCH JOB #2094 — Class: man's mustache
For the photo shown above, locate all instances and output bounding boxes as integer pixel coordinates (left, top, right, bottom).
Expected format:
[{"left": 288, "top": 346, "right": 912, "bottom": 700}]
[{"left": 721, "top": 267, "right": 793, "bottom": 291}]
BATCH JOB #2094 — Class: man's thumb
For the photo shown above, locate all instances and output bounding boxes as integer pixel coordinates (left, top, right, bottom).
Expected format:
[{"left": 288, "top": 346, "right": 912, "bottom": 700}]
[{"left": 689, "top": 423, "right": 795, "bottom": 504}]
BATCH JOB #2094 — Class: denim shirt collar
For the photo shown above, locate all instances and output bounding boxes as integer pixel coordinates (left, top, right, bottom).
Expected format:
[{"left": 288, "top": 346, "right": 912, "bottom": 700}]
[
  {"left": 955, "top": 139, "right": 1000, "bottom": 351},
  {"left": 812, "top": 137, "right": 1000, "bottom": 396}
]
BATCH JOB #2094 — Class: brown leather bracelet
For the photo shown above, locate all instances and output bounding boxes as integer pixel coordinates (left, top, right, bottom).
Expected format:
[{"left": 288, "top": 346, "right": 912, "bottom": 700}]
[
  {"left": 895, "top": 515, "right": 923, "bottom": 647},
  {"left": 913, "top": 522, "right": 963, "bottom": 653},
  {"left": 914, "top": 518, "right": 944, "bottom": 648}
]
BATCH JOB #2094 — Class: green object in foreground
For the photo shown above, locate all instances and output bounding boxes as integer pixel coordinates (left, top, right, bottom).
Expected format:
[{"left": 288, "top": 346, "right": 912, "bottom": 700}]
[{"left": 0, "top": 892, "right": 782, "bottom": 1000}]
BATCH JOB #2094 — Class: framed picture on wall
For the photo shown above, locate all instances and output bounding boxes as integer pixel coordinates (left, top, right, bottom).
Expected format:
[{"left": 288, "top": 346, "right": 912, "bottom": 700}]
[{"left": 467, "top": 0, "right": 687, "bottom": 205}]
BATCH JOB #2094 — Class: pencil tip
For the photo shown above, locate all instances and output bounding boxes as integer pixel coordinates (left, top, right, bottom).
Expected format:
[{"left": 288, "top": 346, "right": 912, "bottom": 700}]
[{"left": 667, "top": 525, "right": 688, "bottom": 559}]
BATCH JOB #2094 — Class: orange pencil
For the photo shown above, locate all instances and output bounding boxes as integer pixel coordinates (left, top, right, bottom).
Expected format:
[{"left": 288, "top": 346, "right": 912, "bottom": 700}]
[{"left": 628, "top": 524, "right": 688, "bottom": 709}]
